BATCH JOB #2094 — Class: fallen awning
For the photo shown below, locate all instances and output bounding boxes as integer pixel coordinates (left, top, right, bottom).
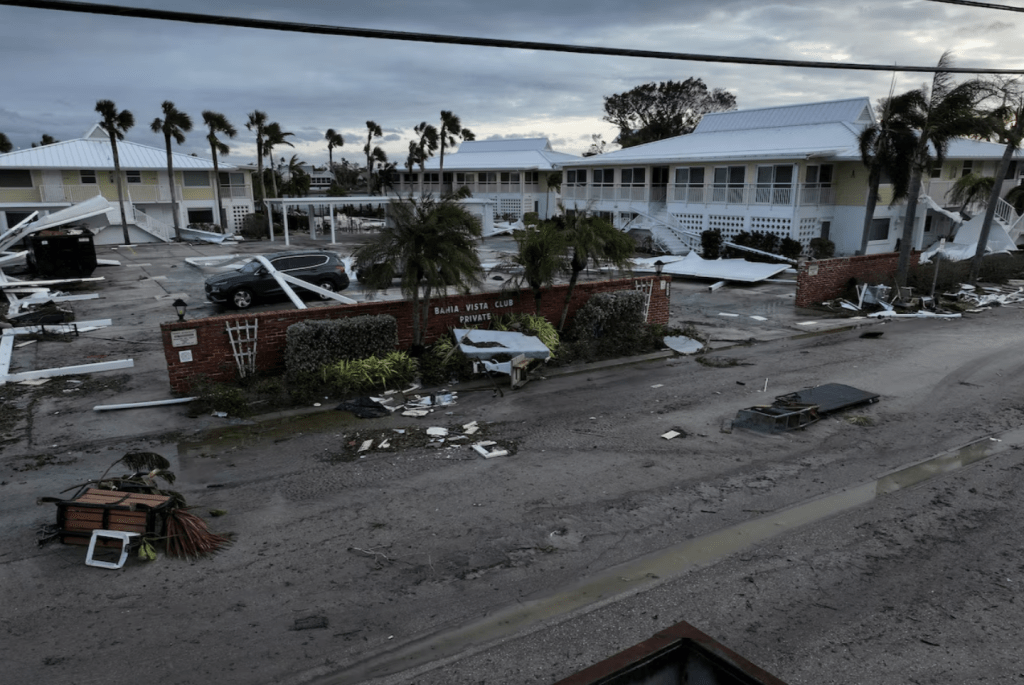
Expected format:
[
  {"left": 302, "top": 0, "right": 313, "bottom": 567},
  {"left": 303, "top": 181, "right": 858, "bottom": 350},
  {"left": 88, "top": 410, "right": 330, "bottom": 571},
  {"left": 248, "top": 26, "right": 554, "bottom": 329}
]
[
  {"left": 453, "top": 328, "right": 551, "bottom": 360},
  {"left": 634, "top": 252, "right": 789, "bottom": 283}
]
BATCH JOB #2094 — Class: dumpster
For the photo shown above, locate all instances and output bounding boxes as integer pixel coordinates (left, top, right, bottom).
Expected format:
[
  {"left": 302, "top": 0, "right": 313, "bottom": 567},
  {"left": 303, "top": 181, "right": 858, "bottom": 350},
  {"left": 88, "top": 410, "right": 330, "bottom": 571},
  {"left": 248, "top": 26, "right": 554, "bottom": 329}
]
[{"left": 27, "top": 228, "right": 97, "bottom": 278}]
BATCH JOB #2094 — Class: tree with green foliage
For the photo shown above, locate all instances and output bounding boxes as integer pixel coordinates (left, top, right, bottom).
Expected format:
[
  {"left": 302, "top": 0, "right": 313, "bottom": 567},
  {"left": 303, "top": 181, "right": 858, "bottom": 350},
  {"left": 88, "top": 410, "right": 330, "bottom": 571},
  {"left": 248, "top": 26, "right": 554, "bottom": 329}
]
[
  {"left": 151, "top": 101, "right": 193, "bottom": 241},
  {"left": 947, "top": 173, "right": 995, "bottom": 215},
  {"left": 511, "top": 219, "right": 569, "bottom": 314},
  {"left": 438, "top": 111, "right": 474, "bottom": 182},
  {"left": 281, "top": 154, "right": 310, "bottom": 197},
  {"left": 262, "top": 122, "right": 293, "bottom": 200},
  {"left": 558, "top": 206, "right": 635, "bottom": 330},
  {"left": 970, "top": 83, "right": 1024, "bottom": 283},
  {"left": 364, "top": 120, "right": 384, "bottom": 195},
  {"left": 353, "top": 195, "right": 482, "bottom": 349},
  {"left": 0, "top": 131, "right": 11, "bottom": 153},
  {"left": 603, "top": 78, "right": 736, "bottom": 148},
  {"left": 31, "top": 134, "right": 58, "bottom": 147},
  {"left": 325, "top": 128, "right": 344, "bottom": 170},
  {"left": 896, "top": 52, "right": 988, "bottom": 286},
  {"left": 246, "top": 110, "right": 268, "bottom": 207},
  {"left": 857, "top": 90, "right": 925, "bottom": 255},
  {"left": 95, "top": 99, "right": 135, "bottom": 244},
  {"left": 407, "top": 121, "right": 439, "bottom": 195},
  {"left": 202, "top": 110, "right": 236, "bottom": 230}
]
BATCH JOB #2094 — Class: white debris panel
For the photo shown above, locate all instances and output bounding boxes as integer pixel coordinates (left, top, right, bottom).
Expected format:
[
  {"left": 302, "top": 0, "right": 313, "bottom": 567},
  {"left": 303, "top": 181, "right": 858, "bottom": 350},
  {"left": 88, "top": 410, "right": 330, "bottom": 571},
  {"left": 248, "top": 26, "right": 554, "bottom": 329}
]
[
  {"left": 453, "top": 328, "right": 551, "bottom": 360},
  {"left": 920, "top": 214, "right": 1018, "bottom": 264},
  {"left": 634, "top": 252, "right": 789, "bottom": 283}
]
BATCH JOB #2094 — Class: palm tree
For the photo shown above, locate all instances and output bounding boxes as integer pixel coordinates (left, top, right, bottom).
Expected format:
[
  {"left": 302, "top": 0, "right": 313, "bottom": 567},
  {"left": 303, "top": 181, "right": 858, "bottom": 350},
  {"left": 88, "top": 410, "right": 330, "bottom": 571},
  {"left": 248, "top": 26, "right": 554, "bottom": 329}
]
[
  {"left": 947, "top": 172, "right": 995, "bottom": 215},
  {"left": 151, "top": 101, "right": 193, "bottom": 241},
  {"left": 325, "top": 128, "right": 344, "bottom": 171},
  {"left": 438, "top": 111, "right": 474, "bottom": 190},
  {"left": 364, "top": 120, "right": 383, "bottom": 195},
  {"left": 896, "top": 52, "right": 988, "bottom": 285},
  {"left": 281, "top": 154, "right": 309, "bottom": 197},
  {"left": 31, "top": 134, "right": 58, "bottom": 148},
  {"left": 511, "top": 220, "right": 568, "bottom": 313},
  {"left": 262, "top": 122, "right": 293, "bottom": 200},
  {"left": 246, "top": 110, "right": 268, "bottom": 208},
  {"left": 857, "top": 90, "right": 924, "bottom": 255},
  {"left": 95, "top": 99, "right": 135, "bottom": 244},
  {"left": 377, "top": 159, "right": 397, "bottom": 197},
  {"left": 353, "top": 195, "right": 483, "bottom": 349},
  {"left": 409, "top": 122, "right": 438, "bottom": 195},
  {"left": 970, "top": 90, "right": 1024, "bottom": 283},
  {"left": 0, "top": 131, "right": 11, "bottom": 153},
  {"left": 558, "top": 205, "right": 635, "bottom": 330},
  {"left": 202, "top": 111, "right": 236, "bottom": 231}
]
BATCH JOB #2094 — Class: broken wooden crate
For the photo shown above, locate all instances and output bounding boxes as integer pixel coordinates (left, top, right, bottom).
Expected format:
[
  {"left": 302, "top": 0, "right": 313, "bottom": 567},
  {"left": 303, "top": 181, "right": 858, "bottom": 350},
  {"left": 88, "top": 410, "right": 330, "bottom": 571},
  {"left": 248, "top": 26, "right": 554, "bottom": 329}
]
[{"left": 54, "top": 488, "right": 172, "bottom": 545}]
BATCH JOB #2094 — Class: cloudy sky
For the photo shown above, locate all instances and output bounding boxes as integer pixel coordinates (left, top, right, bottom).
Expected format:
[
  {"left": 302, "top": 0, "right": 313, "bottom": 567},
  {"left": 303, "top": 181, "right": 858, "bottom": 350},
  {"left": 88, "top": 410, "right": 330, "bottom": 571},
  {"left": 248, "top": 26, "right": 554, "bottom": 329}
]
[{"left": 1, "top": 0, "right": 1022, "bottom": 168}]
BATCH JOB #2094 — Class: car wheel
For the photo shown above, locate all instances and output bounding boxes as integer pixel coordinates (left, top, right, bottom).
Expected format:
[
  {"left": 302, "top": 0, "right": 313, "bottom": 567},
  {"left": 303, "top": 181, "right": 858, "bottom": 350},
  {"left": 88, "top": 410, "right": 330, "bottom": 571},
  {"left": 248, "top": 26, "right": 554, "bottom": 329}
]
[
  {"left": 232, "top": 288, "right": 254, "bottom": 309},
  {"left": 317, "top": 280, "right": 336, "bottom": 299}
]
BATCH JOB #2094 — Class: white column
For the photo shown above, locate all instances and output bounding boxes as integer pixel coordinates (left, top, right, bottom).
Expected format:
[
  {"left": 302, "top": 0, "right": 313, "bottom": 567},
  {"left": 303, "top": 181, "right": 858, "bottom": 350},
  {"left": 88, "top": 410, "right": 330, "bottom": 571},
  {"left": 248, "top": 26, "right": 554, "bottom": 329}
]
[
  {"left": 283, "top": 203, "right": 290, "bottom": 246},
  {"left": 267, "top": 203, "right": 274, "bottom": 242},
  {"left": 330, "top": 203, "right": 337, "bottom": 244}
]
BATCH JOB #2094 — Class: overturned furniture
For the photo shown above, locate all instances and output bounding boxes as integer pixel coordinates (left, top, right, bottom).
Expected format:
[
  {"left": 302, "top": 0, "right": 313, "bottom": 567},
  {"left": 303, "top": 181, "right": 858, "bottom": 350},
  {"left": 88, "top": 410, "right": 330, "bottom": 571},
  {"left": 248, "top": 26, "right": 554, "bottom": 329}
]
[
  {"left": 53, "top": 488, "right": 172, "bottom": 546},
  {"left": 735, "top": 383, "right": 879, "bottom": 434},
  {"left": 453, "top": 328, "right": 551, "bottom": 389}
]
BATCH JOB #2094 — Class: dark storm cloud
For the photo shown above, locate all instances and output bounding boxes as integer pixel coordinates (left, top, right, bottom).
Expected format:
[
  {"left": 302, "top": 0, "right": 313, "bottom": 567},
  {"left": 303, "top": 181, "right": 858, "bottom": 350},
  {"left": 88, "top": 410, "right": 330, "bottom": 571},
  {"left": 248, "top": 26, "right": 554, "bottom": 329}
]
[{"left": 1, "top": 0, "right": 1023, "bottom": 160}]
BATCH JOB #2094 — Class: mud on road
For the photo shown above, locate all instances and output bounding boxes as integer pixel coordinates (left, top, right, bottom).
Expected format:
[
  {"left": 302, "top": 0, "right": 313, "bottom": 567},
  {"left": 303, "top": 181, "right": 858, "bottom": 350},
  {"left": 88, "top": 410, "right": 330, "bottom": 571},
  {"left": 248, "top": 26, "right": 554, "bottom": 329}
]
[{"left": 4, "top": 299, "right": 1024, "bottom": 685}]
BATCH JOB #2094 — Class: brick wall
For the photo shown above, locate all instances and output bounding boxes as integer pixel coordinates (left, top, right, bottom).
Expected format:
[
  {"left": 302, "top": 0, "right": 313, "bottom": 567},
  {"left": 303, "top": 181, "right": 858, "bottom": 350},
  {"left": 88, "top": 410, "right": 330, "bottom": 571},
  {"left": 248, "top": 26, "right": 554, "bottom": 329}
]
[
  {"left": 161, "top": 276, "right": 670, "bottom": 393},
  {"left": 795, "top": 252, "right": 919, "bottom": 307}
]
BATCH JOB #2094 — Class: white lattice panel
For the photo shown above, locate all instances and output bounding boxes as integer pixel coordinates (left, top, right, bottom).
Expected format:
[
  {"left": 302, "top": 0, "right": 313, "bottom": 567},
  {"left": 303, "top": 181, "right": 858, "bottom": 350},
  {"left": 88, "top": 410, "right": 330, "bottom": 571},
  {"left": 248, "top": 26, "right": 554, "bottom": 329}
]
[
  {"left": 498, "top": 199, "right": 523, "bottom": 219},
  {"left": 798, "top": 218, "right": 819, "bottom": 246},
  {"left": 672, "top": 213, "right": 705, "bottom": 234},
  {"left": 231, "top": 206, "right": 248, "bottom": 232},
  {"left": 708, "top": 215, "right": 746, "bottom": 240},
  {"left": 749, "top": 216, "right": 792, "bottom": 239}
]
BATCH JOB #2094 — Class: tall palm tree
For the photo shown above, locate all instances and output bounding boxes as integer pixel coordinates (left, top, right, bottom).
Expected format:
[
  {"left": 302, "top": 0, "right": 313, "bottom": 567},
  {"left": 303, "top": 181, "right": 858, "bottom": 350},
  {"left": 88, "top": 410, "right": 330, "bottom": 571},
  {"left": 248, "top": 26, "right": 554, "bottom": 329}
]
[
  {"left": 970, "top": 90, "right": 1024, "bottom": 283},
  {"left": 558, "top": 205, "right": 635, "bottom": 330},
  {"left": 95, "top": 99, "right": 135, "bottom": 244},
  {"left": 151, "top": 101, "right": 193, "bottom": 241},
  {"left": 325, "top": 128, "right": 344, "bottom": 171},
  {"left": 0, "top": 131, "right": 12, "bottom": 153},
  {"left": 857, "top": 90, "right": 925, "bottom": 255},
  {"left": 353, "top": 195, "right": 482, "bottom": 349},
  {"left": 262, "top": 122, "right": 293, "bottom": 200},
  {"left": 246, "top": 110, "right": 268, "bottom": 208},
  {"left": 410, "top": 122, "right": 438, "bottom": 195},
  {"left": 364, "top": 120, "right": 383, "bottom": 195},
  {"left": 947, "top": 172, "right": 995, "bottom": 215},
  {"left": 202, "top": 111, "right": 236, "bottom": 231},
  {"left": 896, "top": 52, "right": 988, "bottom": 285},
  {"left": 438, "top": 111, "right": 474, "bottom": 190},
  {"left": 281, "top": 154, "right": 309, "bottom": 197}
]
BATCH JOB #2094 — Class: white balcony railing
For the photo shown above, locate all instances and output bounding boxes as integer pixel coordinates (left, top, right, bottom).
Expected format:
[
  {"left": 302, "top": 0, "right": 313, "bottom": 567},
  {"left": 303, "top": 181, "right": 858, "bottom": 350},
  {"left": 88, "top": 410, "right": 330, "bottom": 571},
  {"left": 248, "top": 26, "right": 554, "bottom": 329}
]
[{"left": 799, "top": 184, "right": 836, "bottom": 206}]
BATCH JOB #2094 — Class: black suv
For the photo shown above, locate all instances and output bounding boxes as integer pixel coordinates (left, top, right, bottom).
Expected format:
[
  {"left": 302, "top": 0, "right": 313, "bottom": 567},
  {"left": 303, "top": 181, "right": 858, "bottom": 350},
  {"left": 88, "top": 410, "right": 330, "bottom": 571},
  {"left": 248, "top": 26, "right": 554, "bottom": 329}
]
[{"left": 205, "top": 250, "right": 350, "bottom": 309}]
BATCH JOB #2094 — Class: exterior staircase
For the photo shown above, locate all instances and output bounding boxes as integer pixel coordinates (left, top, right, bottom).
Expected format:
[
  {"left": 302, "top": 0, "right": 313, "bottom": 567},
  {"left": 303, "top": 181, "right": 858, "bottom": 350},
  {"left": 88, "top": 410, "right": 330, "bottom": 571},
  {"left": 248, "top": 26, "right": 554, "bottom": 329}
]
[
  {"left": 103, "top": 204, "right": 175, "bottom": 243},
  {"left": 624, "top": 208, "right": 700, "bottom": 255}
]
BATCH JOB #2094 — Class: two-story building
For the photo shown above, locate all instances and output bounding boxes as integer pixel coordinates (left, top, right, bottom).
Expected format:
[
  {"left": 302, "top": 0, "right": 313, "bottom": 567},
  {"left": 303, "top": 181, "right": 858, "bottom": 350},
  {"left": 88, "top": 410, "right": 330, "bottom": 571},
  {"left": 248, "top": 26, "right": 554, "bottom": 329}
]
[
  {"left": 0, "top": 124, "right": 255, "bottom": 243},
  {"left": 392, "top": 138, "right": 579, "bottom": 220},
  {"left": 561, "top": 98, "right": 1022, "bottom": 256}
]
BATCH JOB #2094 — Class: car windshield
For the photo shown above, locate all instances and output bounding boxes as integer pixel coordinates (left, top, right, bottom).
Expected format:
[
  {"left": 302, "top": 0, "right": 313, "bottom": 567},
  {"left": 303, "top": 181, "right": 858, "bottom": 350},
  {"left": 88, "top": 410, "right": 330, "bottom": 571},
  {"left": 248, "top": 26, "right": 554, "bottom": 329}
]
[{"left": 239, "top": 260, "right": 263, "bottom": 274}]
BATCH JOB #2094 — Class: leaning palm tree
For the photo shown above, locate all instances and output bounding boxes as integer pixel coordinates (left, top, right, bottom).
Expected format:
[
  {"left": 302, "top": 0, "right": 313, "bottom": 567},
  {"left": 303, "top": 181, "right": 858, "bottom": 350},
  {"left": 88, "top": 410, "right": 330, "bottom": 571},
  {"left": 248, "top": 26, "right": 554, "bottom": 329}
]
[
  {"left": 202, "top": 111, "right": 236, "bottom": 231},
  {"left": 0, "top": 131, "right": 12, "bottom": 153},
  {"left": 325, "top": 128, "right": 344, "bottom": 171},
  {"left": 151, "top": 101, "right": 193, "bottom": 241},
  {"left": 558, "top": 204, "right": 635, "bottom": 330},
  {"left": 896, "top": 52, "right": 988, "bottom": 285},
  {"left": 857, "top": 90, "right": 924, "bottom": 255},
  {"left": 437, "top": 111, "right": 474, "bottom": 187},
  {"left": 262, "top": 122, "right": 293, "bottom": 200},
  {"left": 969, "top": 86, "right": 1024, "bottom": 283},
  {"left": 95, "top": 100, "right": 135, "bottom": 244},
  {"left": 410, "top": 122, "right": 438, "bottom": 195},
  {"left": 353, "top": 195, "right": 483, "bottom": 350},
  {"left": 245, "top": 110, "right": 268, "bottom": 208},
  {"left": 364, "top": 120, "right": 383, "bottom": 195},
  {"left": 947, "top": 172, "right": 996, "bottom": 215}
]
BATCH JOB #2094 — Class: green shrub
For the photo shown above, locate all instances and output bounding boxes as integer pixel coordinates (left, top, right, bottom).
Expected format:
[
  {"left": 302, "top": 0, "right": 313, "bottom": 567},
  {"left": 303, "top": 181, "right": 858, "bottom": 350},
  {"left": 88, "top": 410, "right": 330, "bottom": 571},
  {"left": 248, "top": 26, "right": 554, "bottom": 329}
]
[
  {"left": 562, "top": 290, "right": 648, "bottom": 361},
  {"left": 809, "top": 238, "right": 835, "bottom": 259},
  {"left": 725, "top": 230, "right": 791, "bottom": 263},
  {"left": 239, "top": 213, "right": 273, "bottom": 240},
  {"left": 322, "top": 351, "right": 417, "bottom": 395},
  {"left": 420, "top": 330, "right": 475, "bottom": 386},
  {"left": 493, "top": 313, "right": 560, "bottom": 356},
  {"left": 188, "top": 378, "right": 253, "bottom": 417},
  {"left": 285, "top": 315, "right": 398, "bottom": 384},
  {"left": 780, "top": 237, "right": 803, "bottom": 260},
  {"left": 701, "top": 229, "right": 723, "bottom": 259}
]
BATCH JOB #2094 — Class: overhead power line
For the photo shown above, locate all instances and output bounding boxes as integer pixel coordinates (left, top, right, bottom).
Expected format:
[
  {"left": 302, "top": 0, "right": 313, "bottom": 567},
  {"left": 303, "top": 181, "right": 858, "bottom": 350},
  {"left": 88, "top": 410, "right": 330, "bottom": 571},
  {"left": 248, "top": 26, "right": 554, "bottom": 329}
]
[
  {"left": 926, "top": 0, "right": 1024, "bottom": 12},
  {"left": 2, "top": 0, "right": 1024, "bottom": 75}
]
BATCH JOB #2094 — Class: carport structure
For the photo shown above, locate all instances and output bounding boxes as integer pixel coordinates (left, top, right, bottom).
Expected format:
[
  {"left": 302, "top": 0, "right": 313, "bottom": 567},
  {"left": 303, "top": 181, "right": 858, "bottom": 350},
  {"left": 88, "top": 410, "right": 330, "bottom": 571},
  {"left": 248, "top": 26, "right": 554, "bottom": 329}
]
[{"left": 262, "top": 196, "right": 497, "bottom": 246}]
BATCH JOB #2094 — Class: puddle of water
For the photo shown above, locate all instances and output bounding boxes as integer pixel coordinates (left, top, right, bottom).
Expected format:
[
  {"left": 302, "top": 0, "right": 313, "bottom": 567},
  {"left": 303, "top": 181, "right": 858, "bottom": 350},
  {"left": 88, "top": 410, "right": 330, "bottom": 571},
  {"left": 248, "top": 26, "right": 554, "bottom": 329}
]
[
  {"left": 324, "top": 429, "right": 1023, "bottom": 685},
  {"left": 177, "top": 409, "right": 358, "bottom": 461}
]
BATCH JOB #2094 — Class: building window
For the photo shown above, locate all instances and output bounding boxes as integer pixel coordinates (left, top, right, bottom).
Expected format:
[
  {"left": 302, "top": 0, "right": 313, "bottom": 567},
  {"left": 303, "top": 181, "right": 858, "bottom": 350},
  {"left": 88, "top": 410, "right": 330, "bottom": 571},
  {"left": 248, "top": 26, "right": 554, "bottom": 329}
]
[
  {"left": 566, "top": 169, "right": 587, "bottom": 185},
  {"left": 1005, "top": 161, "right": 1018, "bottom": 180},
  {"left": 805, "top": 164, "right": 833, "bottom": 185},
  {"left": 756, "top": 165, "right": 794, "bottom": 204},
  {"left": 479, "top": 172, "right": 496, "bottom": 184},
  {"left": 593, "top": 169, "right": 614, "bottom": 186},
  {"left": 930, "top": 164, "right": 942, "bottom": 179},
  {"left": 183, "top": 171, "right": 209, "bottom": 187},
  {"left": 219, "top": 172, "right": 245, "bottom": 187},
  {"left": 500, "top": 172, "right": 520, "bottom": 183},
  {"left": 80, "top": 170, "right": 97, "bottom": 184},
  {"left": 924, "top": 215, "right": 933, "bottom": 233},
  {"left": 674, "top": 167, "right": 705, "bottom": 186},
  {"left": 0, "top": 169, "right": 33, "bottom": 188},
  {"left": 5, "top": 210, "right": 33, "bottom": 227},
  {"left": 869, "top": 217, "right": 891, "bottom": 241},
  {"left": 620, "top": 167, "right": 646, "bottom": 186},
  {"left": 456, "top": 172, "right": 475, "bottom": 186},
  {"left": 423, "top": 172, "right": 439, "bottom": 184},
  {"left": 126, "top": 170, "right": 141, "bottom": 184},
  {"left": 820, "top": 221, "right": 831, "bottom": 241},
  {"left": 962, "top": 160, "right": 974, "bottom": 177},
  {"left": 713, "top": 166, "right": 745, "bottom": 202},
  {"left": 187, "top": 208, "right": 215, "bottom": 224},
  {"left": 525, "top": 171, "right": 539, "bottom": 184}
]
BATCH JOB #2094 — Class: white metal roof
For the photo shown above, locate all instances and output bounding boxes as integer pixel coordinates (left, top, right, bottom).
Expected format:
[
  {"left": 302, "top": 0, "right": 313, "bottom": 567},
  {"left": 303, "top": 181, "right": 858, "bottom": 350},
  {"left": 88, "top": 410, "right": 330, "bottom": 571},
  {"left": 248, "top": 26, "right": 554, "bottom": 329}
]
[
  {"left": 0, "top": 137, "right": 237, "bottom": 171},
  {"left": 422, "top": 139, "right": 580, "bottom": 172},
  {"left": 694, "top": 97, "right": 874, "bottom": 133}
]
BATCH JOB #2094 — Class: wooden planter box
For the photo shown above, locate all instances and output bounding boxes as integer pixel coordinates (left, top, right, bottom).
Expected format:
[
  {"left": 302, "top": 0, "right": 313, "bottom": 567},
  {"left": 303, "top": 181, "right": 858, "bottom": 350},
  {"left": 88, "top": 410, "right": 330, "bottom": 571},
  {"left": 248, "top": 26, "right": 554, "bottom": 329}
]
[{"left": 55, "top": 488, "right": 172, "bottom": 545}]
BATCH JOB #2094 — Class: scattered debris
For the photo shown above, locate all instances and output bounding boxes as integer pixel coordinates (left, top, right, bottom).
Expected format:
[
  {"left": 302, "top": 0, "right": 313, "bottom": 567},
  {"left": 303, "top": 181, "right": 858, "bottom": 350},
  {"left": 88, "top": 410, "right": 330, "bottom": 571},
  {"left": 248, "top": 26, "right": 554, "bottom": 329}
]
[
  {"left": 293, "top": 616, "right": 329, "bottom": 631},
  {"left": 661, "top": 430, "right": 682, "bottom": 440},
  {"left": 734, "top": 383, "right": 879, "bottom": 434},
  {"left": 664, "top": 336, "right": 703, "bottom": 355},
  {"left": 472, "top": 441, "right": 508, "bottom": 459},
  {"left": 426, "top": 427, "right": 449, "bottom": 438},
  {"left": 93, "top": 397, "right": 197, "bottom": 412}
]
